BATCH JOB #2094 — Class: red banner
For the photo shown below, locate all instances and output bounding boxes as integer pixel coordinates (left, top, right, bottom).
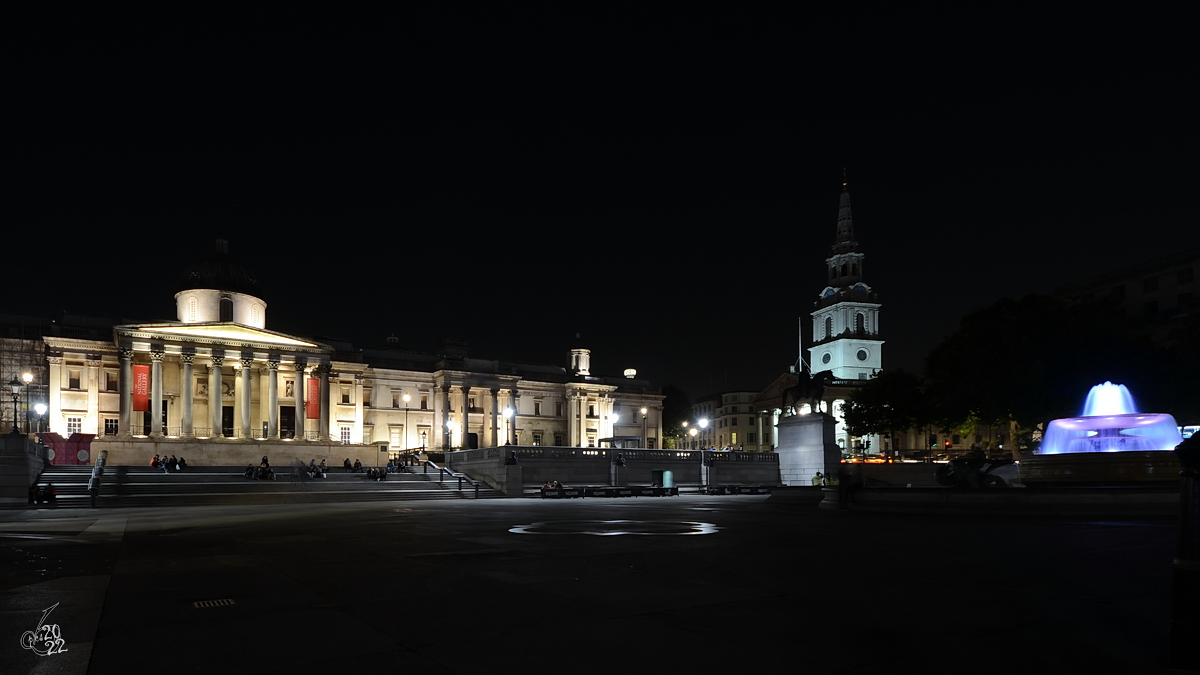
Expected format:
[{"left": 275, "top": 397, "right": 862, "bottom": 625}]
[
  {"left": 306, "top": 377, "right": 320, "bottom": 419},
  {"left": 133, "top": 365, "right": 150, "bottom": 412}
]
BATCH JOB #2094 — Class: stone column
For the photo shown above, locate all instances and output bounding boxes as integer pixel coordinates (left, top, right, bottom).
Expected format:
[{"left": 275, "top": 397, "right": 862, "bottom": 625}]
[
  {"left": 266, "top": 360, "right": 279, "bottom": 439},
  {"left": 181, "top": 353, "right": 194, "bottom": 437},
  {"left": 566, "top": 394, "right": 577, "bottom": 448},
  {"left": 85, "top": 358, "right": 100, "bottom": 434},
  {"left": 150, "top": 350, "right": 164, "bottom": 437},
  {"left": 434, "top": 386, "right": 446, "bottom": 450},
  {"left": 209, "top": 356, "right": 224, "bottom": 437},
  {"left": 239, "top": 355, "right": 253, "bottom": 439},
  {"left": 489, "top": 388, "right": 500, "bottom": 447},
  {"left": 459, "top": 386, "right": 470, "bottom": 449},
  {"left": 293, "top": 361, "right": 306, "bottom": 440},
  {"left": 49, "top": 356, "right": 64, "bottom": 436},
  {"left": 319, "top": 365, "right": 331, "bottom": 442},
  {"left": 655, "top": 406, "right": 664, "bottom": 450},
  {"left": 117, "top": 350, "right": 132, "bottom": 436},
  {"left": 511, "top": 390, "right": 520, "bottom": 445}
]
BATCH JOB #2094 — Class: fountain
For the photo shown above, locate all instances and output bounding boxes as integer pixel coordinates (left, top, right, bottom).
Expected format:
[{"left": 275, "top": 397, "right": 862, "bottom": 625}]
[{"left": 1022, "top": 382, "right": 1184, "bottom": 486}]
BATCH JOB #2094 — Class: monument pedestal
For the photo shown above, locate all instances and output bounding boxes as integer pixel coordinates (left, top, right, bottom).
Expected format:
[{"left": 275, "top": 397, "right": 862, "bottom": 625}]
[{"left": 775, "top": 413, "right": 840, "bottom": 486}]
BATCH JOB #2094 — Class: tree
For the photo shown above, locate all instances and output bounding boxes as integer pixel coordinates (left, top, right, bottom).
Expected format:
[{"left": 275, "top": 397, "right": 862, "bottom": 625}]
[
  {"left": 844, "top": 369, "right": 928, "bottom": 451},
  {"left": 659, "top": 384, "right": 693, "bottom": 446},
  {"left": 923, "top": 294, "right": 1173, "bottom": 440}
]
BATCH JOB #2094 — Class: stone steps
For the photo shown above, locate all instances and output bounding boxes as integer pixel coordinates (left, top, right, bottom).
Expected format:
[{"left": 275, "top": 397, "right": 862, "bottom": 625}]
[{"left": 19, "top": 464, "right": 504, "bottom": 508}]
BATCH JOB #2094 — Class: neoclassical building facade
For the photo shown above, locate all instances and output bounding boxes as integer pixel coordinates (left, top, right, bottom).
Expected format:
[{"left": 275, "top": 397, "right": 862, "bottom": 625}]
[{"left": 37, "top": 241, "right": 664, "bottom": 464}]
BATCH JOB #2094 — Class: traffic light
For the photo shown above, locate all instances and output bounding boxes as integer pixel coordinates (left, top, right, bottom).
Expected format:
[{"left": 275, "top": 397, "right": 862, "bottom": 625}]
[{"left": 944, "top": 440, "right": 952, "bottom": 449}]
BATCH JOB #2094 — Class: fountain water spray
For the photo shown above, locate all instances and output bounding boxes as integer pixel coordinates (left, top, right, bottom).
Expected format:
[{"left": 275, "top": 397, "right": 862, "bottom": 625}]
[{"left": 1039, "top": 382, "right": 1182, "bottom": 455}]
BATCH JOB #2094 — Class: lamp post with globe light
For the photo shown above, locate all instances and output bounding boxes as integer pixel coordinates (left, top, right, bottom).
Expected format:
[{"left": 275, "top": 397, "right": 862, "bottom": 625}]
[
  {"left": 9, "top": 376, "right": 21, "bottom": 434},
  {"left": 640, "top": 407, "right": 648, "bottom": 448},
  {"left": 22, "top": 372, "right": 33, "bottom": 433},
  {"left": 34, "top": 403, "right": 47, "bottom": 434}
]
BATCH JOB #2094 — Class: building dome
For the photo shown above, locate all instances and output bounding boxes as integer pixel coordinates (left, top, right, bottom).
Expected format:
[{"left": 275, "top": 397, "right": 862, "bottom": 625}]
[
  {"left": 178, "top": 239, "right": 261, "bottom": 296},
  {"left": 174, "top": 240, "right": 268, "bottom": 328}
]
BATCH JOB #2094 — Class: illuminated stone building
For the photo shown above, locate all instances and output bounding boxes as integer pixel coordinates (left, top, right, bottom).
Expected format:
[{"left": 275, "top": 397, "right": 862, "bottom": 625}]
[{"left": 35, "top": 241, "right": 664, "bottom": 465}]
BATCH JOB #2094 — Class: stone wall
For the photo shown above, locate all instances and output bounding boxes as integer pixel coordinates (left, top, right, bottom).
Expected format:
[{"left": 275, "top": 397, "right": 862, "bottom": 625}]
[
  {"left": 0, "top": 434, "right": 48, "bottom": 500},
  {"left": 91, "top": 438, "right": 378, "bottom": 468},
  {"left": 447, "top": 446, "right": 780, "bottom": 490}
]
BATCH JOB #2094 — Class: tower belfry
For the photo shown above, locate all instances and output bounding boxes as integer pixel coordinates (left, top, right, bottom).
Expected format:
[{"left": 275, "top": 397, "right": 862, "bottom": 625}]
[{"left": 807, "top": 173, "right": 884, "bottom": 380}]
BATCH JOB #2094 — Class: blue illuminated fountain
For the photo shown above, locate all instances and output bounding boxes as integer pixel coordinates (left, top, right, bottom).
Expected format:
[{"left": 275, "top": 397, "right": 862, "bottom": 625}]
[
  {"left": 1039, "top": 382, "right": 1183, "bottom": 455},
  {"left": 1024, "top": 382, "right": 1184, "bottom": 486}
]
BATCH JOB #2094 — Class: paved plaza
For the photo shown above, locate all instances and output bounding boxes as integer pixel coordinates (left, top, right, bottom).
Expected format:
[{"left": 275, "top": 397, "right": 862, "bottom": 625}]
[{"left": 0, "top": 495, "right": 1179, "bottom": 674}]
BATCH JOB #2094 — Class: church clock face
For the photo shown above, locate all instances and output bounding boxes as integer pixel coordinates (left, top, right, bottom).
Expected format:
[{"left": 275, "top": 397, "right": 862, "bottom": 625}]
[
  {"left": 821, "top": 352, "right": 831, "bottom": 365},
  {"left": 856, "top": 349, "right": 869, "bottom": 362}
]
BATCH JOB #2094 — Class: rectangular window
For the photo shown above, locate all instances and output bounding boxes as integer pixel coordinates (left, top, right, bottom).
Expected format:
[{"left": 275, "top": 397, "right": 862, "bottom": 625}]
[
  {"left": 1144, "top": 276, "right": 1159, "bottom": 293},
  {"left": 105, "top": 371, "right": 119, "bottom": 391},
  {"left": 362, "top": 389, "right": 371, "bottom": 407},
  {"left": 420, "top": 395, "right": 428, "bottom": 410},
  {"left": 556, "top": 402, "right": 564, "bottom": 417},
  {"left": 393, "top": 393, "right": 401, "bottom": 408},
  {"left": 554, "top": 433, "right": 563, "bottom": 446},
  {"left": 69, "top": 370, "right": 81, "bottom": 389},
  {"left": 747, "top": 433, "right": 755, "bottom": 443},
  {"left": 732, "top": 418, "right": 738, "bottom": 426},
  {"left": 534, "top": 401, "right": 542, "bottom": 416},
  {"left": 104, "top": 418, "right": 119, "bottom": 436},
  {"left": 341, "top": 386, "right": 351, "bottom": 404},
  {"left": 341, "top": 426, "right": 351, "bottom": 444},
  {"left": 362, "top": 427, "right": 373, "bottom": 444},
  {"left": 67, "top": 417, "right": 82, "bottom": 435},
  {"left": 532, "top": 432, "right": 542, "bottom": 446}
]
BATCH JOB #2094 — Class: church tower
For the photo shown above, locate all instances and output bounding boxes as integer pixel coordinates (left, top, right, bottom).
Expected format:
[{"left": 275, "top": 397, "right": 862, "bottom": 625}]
[{"left": 807, "top": 174, "right": 883, "bottom": 380}]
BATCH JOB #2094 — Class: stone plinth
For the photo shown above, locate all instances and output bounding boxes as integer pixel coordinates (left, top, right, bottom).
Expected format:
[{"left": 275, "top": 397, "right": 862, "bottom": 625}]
[
  {"left": 775, "top": 413, "right": 840, "bottom": 486},
  {"left": 1, "top": 434, "right": 48, "bottom": 500}
]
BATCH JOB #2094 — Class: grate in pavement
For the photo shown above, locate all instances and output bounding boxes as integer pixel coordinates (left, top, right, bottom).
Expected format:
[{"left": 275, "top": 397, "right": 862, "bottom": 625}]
[{"left": 192, "top": 598, "right": 236, "bottom": 608}]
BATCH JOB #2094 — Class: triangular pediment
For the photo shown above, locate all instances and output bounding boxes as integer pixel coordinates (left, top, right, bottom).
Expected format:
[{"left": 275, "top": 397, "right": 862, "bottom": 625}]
[
  {"left": 115, "top": 322, "right": 326, "bottom": 350},
  {"left": 753, "top": 373, "right": 800, "bottom": 407}
]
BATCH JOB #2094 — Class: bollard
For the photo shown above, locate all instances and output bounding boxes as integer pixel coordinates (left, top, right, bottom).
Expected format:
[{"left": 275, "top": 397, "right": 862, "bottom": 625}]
[
  {"left": 423, "top": 462, "right": 427, "bottom": 475},
  {"left": 1171, "top": 435, "right": 1200, "bottom": 669}
]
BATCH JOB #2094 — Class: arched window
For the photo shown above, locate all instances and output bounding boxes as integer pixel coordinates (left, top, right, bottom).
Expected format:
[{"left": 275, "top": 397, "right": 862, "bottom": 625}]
[
  {"left": 840, "top": 263, "right": 847, "bottom": 276},
  {"left": 251, "top": 304, "right": 260, "bottom": 325},
  {"left": 851, "top": 263, "right": 858, "bottom": 276},
  {"left": 188, "top": 297, "right": 198, "bottom": 322},
  {"left": 856, "top": 313, "right": 866, "bottom": 334},
  {"left": 824, "top": 316, "right": 833, "bottom": 339},
  {"left": 219, "top": 296, "right": 233, "bottom": 322}
]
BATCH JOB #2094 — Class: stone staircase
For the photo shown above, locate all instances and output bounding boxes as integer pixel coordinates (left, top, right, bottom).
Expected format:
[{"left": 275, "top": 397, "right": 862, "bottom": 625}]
[{"left": 22, "top": 464, "right": 505, "bottom": 508}]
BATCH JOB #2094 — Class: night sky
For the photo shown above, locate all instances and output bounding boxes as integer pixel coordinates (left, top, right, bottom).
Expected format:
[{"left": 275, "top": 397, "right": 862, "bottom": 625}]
[{"left": 6, "top": 7, "right": 1196, "bottom": 401}]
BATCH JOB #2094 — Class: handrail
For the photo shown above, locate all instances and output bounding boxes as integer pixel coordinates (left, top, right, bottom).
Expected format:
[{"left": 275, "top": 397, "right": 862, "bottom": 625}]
[{"left": 423, "top": 460, "right": 483, "bottom": 497}]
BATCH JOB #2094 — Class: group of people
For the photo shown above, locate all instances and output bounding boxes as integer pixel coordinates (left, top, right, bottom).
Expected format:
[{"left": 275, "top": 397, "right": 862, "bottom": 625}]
[
  {"left": 28, "top": 483, "right": 56, "bottom": 506},
  {"left": 540, "top": 480, "right": 568, "bottom": 490},
  {"left": 304, "top": 458, "right": 329, "bottom": 479},
  {"left": 344, "top": 458, "right": 363, "bottom": 472},
  {"left": 150, "top": 454, "right": 188, "bottom": 473},
  {"left": 245, "top": 455, "right": 276, "bottom": 480},
  {"left": 365, "top": 466, "right": 388, "bottom": 481}
]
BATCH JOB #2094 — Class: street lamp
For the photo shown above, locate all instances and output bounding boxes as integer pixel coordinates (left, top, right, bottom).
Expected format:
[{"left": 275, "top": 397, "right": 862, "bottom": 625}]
[
  {"left": 446, "top": 418, "right": 458, "bottom": 450},
  {"left": 503, "top": 407, "right": 513, "bottom": 445},
  {"left": 34, "top": 403, "right": 46, "bottom": 434},
  {"left": 22, "top": 372, "right": 32, "bottom": 433},
  {"left": 402, "top": 393, "right": 411, "bottom": 464},
  {"left": 640, "top": 407, "right": 648, "bottom": 449},
  {"left": 689, "top": 426, "right": 698, "bottom": 450},
  {"left": 698, "top": 418, "right": 709, "bottom": 448},
  {"left": 9, "top": 376, "right": 21, "bottom": 434}
]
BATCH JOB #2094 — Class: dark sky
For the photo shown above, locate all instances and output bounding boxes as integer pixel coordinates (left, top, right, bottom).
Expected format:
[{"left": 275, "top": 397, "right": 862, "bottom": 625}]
[{"left": 6, "top": 6, "right": 1196, "bottom": 401}]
